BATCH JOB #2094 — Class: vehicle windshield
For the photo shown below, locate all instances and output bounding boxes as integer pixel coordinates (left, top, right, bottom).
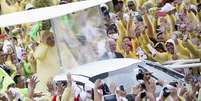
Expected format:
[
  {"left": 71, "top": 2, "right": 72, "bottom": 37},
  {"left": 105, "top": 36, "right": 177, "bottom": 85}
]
[{"left": 90, "top": 61, "right": 184, "bottom": 93}]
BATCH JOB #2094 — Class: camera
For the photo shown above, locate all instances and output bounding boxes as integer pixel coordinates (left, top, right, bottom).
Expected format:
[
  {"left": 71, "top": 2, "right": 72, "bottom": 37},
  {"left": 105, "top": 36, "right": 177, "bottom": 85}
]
[
  {"left": 163, "top": 87, "right": 170, "bottom": 97},
  {"left": 119, "top": 85, "right": 125, "bottom": 92},
  {"left": 136, "top": 69, "right": 144, "bottom": 80},
  {"left": 140, "top": 91, "right": 146, "bottom": 98},
  {"left": 104, "top": 95, "right": 117, "bottom": 101},
  {"left": 98, "top": 83, "right": 110, "bottom": 95},
  {"left": 169, "top": 81, "right": 178, "bottom": 88}
]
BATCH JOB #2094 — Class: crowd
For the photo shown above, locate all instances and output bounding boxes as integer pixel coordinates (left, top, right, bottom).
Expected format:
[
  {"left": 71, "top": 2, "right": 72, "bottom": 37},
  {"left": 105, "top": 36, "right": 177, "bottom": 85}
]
[{"left": 0, "top": 0, "right": 201, "bottom": 100}]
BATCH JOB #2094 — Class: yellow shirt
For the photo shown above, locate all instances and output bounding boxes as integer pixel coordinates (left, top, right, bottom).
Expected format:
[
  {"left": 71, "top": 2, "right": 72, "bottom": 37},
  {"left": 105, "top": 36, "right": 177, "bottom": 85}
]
[
  {"left": 187, "top": 11, "right": 199, "bottom": 24},
  {"left": 0, "top": 0, "right": 25, "bottom": 14},
  {"left": 0, "top": 0, "right": 18, "bottom": 14},
  {"left": 124, "top": 51, "right": 138, "bottom": 58},
  {"left": 175, "top": 39, "right": 191, "bottom": 58},
  {"left": 152, "top": 52, "right": 172, "bottom": 63}
]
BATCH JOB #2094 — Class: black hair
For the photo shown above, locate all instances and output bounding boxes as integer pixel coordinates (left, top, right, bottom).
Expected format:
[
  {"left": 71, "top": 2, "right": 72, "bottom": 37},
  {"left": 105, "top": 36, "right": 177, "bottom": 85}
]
[
  {"left": 106, "top": 23, "right": 118, "bottom": 34},
  {"left": 136, "top": 15, "right": 143, "bottom": 22},
  {"left": 13, "top": 75, "right": 21, "bottom": 84},
  {"left": 190, "top": 8, "right": 197, "bottom": 15},
  {"left": 123, "top": 36, "right": 132, "bottom": 41},
  {"left": 112, "top": 0, "right": 118, "bottom": 7},
  {"left": 12, "top": 36, "right": 17, "bottom": 41},
  {"left": 4, "top": 27, "right": 10, "bottom": 34},
  {"left": 198, "top": 3, "right": 201, "bottom": 12}
]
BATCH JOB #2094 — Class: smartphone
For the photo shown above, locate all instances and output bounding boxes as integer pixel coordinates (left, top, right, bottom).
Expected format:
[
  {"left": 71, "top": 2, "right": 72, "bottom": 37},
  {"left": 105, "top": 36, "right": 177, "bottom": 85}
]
[
  {"left": 104, "top": 95, "right": 117, "bottom": 101},
  {"left": 119, "top": 85, "right": 125, "bottom": 91},
  {"left": 140, "top": 91, "right": 146, "bottom": 98}
]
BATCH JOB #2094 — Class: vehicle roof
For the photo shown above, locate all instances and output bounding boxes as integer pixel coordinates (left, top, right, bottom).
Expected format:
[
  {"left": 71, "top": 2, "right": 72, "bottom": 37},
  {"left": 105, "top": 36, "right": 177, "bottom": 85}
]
[{"left": 69, "top": 58, "right": 142, "bottom": 77}]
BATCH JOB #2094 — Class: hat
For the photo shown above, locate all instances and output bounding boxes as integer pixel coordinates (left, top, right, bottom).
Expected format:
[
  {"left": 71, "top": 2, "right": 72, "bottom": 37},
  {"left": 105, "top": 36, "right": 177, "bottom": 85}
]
[
  {"left": 166, "top": 39, "right": 176, "bottom": 51},
  {"left": 100, "top": 4, "right": 109, "bottom": 10},
  {"left": 160, "top": 3, "right": 175, "bottom": 13},
  {"left": 25, "top": 3, "right": 34, "bottom": 10}
]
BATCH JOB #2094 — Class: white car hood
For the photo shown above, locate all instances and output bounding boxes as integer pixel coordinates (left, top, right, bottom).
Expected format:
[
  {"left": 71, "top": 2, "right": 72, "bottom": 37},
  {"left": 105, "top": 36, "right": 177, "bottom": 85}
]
[{"left": 69, "top": 58, "right": 142, "bottom": 77}]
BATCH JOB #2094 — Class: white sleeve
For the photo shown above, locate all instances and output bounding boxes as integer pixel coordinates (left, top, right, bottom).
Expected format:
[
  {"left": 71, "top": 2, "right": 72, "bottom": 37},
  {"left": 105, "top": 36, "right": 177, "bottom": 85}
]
[{"left": 147, "top": 44, "right": 157, "bottom": 55}]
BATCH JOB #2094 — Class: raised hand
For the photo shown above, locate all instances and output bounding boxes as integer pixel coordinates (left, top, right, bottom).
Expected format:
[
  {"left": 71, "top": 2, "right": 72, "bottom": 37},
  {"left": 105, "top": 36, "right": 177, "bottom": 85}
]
[
  {"left": 28, "top": 76, "right": 39, "bottom": 99},
  {"left": 109, "top": 81, "right": 117, "bottom": 94},
  {"left": 56, "top": 82, "right": 65, "bottom": 96},
  {"left": 132, "top": 84, "right": 141, "bottom": 96},
  {"left": 28, "top": 76, "right": 39, "bottom": 90},
  {"left": 67, "top": 72, "right": 72, "bottom": 86},
  {"left": 6, "top": 90, "right": 15, "bottom": 101},
  {"left": 144, "top": 78, "right": 156, "bottom": 94},
  {"left": 46, "top": 77, "right": 56, "bottom": 95},
  {"left": 139, "top": 7, "right": 147, "bottom": 15}
]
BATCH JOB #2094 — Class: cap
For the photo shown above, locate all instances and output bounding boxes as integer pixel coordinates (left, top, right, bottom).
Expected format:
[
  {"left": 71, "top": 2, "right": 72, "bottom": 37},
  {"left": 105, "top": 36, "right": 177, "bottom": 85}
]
[
  {"left": 160, "top": 3, "right": 175, "bottom": 13},
  {"left": 100, "top": 4, "right": 109, "bottom": 10},
  {"left": 25, "top": 3, "right": 34, "bottom": 10}
]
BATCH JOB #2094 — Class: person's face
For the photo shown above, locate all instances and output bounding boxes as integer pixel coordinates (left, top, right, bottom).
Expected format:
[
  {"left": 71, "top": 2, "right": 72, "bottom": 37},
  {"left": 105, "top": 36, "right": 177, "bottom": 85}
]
[
  {"left": 123, "top": 38, "right": 131, "bottom": 46},
  {"left": 0, "top": 52, "right": 7, "bottom": 64},
  {"left": 166, "top": 42, "right": 174, "bottom": 54},
  {"left": 21, "top": 50, "right": 27, "bottom": 60},
  {"left": 109, "top": 41, "right": 116, "bottom": 52},
  {"left": 143, "top": 72, "right": 151, "bottom": 81},
  {"left": 179, "top": 23, "right": 186, "bottom": 32},
  {"left": 107, "top": 29, "right": 119, "bottom": 40},
  {"left": 157, "top": 33, "right": 164, "bottom": 42},
  {"left": 128, "top": 1, "right": 135, "bottom": 11},
  {"left": 11, "top": 53, "right": 18, "bottom": 64},
  {"left": 118, "top": 1, "right": 124, "bottom": 11},
  {"left": 125, "top": 44, "right": 131, "bottom": 52},
  {"left": 46, "top": 35, "right": 55, "bottom": 47},
  {"left": 17, "top": 76, "right": 25, "bottom": 88},
  {"left": 159, "top": 17, "right": 167, "bottom": 24},
  {"left": 114, "top": 1, "right": 124, "bottom": 12},
  {"left": 16, "top": 0, "right": 22, "bottom": 3}
]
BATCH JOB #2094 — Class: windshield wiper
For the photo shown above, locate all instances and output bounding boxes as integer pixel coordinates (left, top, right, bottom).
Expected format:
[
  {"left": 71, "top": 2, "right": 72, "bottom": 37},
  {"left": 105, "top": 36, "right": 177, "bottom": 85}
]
[{"left": 145, "top": 62, "right": 184, "bottom": 79}]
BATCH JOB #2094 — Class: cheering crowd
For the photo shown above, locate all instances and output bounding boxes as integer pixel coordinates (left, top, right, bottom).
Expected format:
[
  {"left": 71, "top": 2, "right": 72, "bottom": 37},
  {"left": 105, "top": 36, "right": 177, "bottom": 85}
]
[{"left": 0, "top": 0, "right": 201, "bottom": 100}]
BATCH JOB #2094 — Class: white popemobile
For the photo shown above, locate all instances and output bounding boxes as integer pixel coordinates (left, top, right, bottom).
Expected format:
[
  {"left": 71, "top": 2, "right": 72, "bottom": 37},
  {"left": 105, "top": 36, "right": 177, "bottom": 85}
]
[{"left": 54, "top": 58, "right": 185, "bottom": 94}]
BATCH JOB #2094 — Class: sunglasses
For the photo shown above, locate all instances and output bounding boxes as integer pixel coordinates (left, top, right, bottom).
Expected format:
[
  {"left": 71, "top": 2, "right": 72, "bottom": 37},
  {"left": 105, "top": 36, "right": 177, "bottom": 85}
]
[
  {"left": 128, "top": 3, "right": 134, "bottom": 7},
  {"left": 145, "top": 73, "right": 151, "bottom": 75}
]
